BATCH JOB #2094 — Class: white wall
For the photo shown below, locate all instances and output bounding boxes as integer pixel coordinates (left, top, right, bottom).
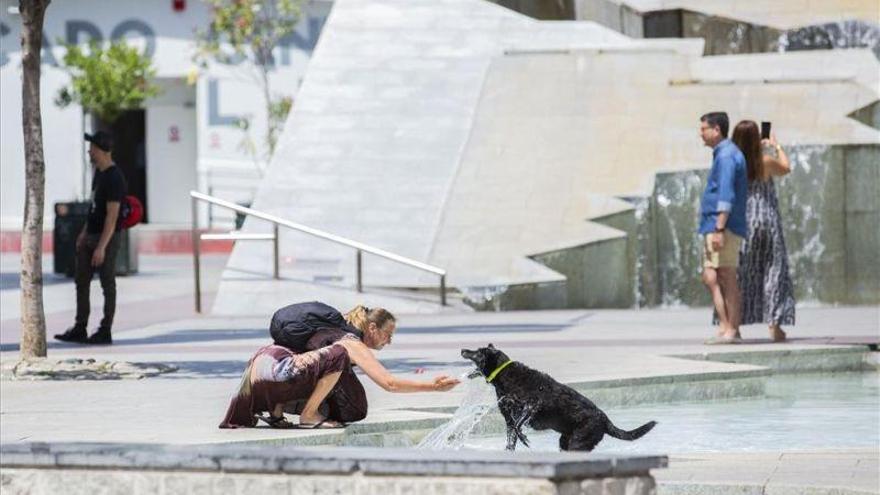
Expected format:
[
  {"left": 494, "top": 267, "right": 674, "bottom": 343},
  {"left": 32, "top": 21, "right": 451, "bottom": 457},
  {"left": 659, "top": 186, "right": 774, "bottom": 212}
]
[
  {"left": 146, "top": 79, "right": 197, "bottom": 225},
  {"left": 0, "top": 47, "right": 85, "bottom": 228},
  {"left": 0, "top": 0, "right": 331, "bottom": 228}
]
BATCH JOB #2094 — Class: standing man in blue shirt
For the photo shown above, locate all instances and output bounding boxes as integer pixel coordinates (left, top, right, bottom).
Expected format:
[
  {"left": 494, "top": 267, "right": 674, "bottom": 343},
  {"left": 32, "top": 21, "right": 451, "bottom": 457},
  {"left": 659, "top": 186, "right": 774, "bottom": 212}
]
[{"left": 698, "top": 112, "right": 748, "bottom": 344}]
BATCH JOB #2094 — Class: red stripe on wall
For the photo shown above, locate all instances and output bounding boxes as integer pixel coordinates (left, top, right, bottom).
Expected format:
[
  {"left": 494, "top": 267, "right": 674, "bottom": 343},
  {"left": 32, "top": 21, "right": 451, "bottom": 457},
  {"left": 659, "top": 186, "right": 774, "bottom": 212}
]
[{"left": 0, "top": 230, "right": 234, "bottom": 254}]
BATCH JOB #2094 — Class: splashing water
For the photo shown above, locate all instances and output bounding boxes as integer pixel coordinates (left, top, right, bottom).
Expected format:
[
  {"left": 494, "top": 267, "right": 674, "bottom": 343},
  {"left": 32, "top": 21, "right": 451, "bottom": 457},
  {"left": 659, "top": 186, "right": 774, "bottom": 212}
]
[
  {"left": 653, "top": 172, "right": 706, "bottom": 307},
  {"left": 459, "top": 285, "right": 510, "bottom": 311},
  {"left": 779, "top": 20, "right": 880, "bottom": 59},
  {"left": 781, "top": 145, "right": 830, "bottom": 302},
  {"left": 417, "top": 373, "right": 498, "bottom": 450}
]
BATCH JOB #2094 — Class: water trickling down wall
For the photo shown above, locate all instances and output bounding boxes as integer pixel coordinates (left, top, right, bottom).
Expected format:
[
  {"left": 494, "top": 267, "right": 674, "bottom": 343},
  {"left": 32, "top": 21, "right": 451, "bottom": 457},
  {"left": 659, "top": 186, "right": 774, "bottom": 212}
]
[
  {"left": 494, "top": 144, "right": 879, "bottom": 310},
  {"left": 647, "top": 144, "right": 879, "bottom": 307}
]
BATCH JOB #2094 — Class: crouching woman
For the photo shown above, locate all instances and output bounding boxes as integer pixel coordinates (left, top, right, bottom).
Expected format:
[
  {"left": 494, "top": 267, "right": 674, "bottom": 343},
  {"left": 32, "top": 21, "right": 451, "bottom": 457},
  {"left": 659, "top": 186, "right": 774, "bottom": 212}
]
[{"left": 219, "top": 305, "right": 459, "bottom": 429}]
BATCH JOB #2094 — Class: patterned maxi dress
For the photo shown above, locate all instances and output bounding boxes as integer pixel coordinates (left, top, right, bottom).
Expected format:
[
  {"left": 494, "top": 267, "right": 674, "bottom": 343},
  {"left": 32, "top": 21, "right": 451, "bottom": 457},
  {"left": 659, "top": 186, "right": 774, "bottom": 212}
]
[
  {"left": 738, "top": 178, "right": 796, "bottom": 326},
  {"left": 219, "top": 330, "right": 368, "bottom": 428}
]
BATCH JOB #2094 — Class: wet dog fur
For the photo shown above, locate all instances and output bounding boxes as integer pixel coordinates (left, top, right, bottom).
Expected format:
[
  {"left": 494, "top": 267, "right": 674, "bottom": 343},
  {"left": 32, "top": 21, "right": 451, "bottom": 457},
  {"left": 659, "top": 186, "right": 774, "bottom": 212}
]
[{"left": 461, "top": 344, "right": 657, "bottom": 452}]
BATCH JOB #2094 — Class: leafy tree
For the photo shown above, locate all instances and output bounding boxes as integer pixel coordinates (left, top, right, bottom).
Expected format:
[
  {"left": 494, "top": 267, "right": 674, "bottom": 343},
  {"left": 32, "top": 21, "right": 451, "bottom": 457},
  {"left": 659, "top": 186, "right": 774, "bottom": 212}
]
[
  {"left": 195, "top": 0, "right": 302, "bottom": 167},
  {"left": 55, "top": 40, "right": 160, "bottom": 124},
  {"left": 19, "top": 0, "right": 52, "bottom": 358}
]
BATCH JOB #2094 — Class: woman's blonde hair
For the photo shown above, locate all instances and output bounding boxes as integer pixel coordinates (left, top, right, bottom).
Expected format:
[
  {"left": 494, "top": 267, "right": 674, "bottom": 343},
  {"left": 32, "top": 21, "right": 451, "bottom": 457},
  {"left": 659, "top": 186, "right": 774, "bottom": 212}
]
[{"left": 345, "top": 305, "right": 396, "bottom": 333}]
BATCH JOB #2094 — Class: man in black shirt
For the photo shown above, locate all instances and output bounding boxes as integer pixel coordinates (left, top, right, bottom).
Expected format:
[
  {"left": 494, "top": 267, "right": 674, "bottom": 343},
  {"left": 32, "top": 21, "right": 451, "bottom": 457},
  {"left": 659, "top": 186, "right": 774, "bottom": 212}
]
[{"left": 55, "top": 131, "right": 126, "bottom": 345}]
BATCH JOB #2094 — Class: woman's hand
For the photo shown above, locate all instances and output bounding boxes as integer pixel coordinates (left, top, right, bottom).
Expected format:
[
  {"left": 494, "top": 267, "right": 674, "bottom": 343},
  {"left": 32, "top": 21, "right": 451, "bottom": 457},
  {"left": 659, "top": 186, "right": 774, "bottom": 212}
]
[
  {"left": 761, "top": 132, "right": 779, "bottom": 149},
  {"left": 432, "top": 375, "right": 460, "bottom": 392},
  {"left": 761, "top": 132, "right": 791, "bottom": 176}
]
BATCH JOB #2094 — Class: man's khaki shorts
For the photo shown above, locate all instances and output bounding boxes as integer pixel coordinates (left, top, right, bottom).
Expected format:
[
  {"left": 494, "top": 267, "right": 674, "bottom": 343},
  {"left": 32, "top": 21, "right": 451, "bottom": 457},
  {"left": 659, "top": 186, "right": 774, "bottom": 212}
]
[{"left": 702, "top": 231, "right": 742, "bottom": 269}]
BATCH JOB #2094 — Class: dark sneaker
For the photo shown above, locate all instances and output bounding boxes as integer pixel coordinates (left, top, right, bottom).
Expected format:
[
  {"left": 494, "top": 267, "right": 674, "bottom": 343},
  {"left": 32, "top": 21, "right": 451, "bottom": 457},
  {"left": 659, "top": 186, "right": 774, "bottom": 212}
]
[
  {"left": 54, "top": 326, "right": 88, "bottom": 343},
  {"left": 86, "top": 328, "right": 112, "bottom": 345}
]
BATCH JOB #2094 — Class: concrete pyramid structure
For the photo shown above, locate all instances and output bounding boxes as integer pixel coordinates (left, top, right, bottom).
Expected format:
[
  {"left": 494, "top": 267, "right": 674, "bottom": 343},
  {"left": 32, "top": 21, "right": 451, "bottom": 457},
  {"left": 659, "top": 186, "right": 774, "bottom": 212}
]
[{"left": 213, "top": 0, "right": 879, "bottom": 315}]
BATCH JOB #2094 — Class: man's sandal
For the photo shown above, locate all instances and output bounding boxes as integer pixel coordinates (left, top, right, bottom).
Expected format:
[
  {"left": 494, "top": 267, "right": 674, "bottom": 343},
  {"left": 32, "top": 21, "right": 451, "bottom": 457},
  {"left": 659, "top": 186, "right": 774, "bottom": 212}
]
[{"left": 256, "top": 414, "right": 295, "bottom": 429}]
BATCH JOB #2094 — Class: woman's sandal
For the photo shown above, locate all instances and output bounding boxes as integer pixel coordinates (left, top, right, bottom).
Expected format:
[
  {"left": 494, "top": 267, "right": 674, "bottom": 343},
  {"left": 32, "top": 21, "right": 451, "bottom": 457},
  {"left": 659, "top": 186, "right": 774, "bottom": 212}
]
[
  {"left": 704, "top": 335, "right": 742, "bottom": 345},
  {"left": 256, "top": 414, "right": 295, "bottom": 429},
  {"left": 297, "top": 419, "right": 346, "bottom": 430}
]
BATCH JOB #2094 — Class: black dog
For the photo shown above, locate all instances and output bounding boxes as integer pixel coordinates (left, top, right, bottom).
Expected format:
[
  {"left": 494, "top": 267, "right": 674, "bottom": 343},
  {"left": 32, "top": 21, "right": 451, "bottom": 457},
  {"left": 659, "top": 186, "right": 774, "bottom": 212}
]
[{"left": 461, "top": 344, "right": 657, "bottom": 452}]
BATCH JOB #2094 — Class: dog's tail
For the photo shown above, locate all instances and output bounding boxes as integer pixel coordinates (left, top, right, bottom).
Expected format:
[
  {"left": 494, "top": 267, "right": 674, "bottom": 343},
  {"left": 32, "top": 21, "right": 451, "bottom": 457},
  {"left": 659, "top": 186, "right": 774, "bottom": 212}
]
[{"left": 605, "top": 419, "right": 657, "bottom": 441}]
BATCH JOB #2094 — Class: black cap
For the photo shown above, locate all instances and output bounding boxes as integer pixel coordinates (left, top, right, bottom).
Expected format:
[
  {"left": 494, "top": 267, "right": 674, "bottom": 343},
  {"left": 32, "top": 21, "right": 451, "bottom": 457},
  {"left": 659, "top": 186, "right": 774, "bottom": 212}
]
[{"left": 84, "top": 131, "right": 113, "bottom": 152}]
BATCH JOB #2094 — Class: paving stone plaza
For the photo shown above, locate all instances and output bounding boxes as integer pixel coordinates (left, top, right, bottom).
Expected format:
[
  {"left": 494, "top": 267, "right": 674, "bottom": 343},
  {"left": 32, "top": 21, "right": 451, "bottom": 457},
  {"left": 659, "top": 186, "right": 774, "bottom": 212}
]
[
  {"left": 1, "top": 0, "right": 879, "bottom": 494},
  {"left": 1, "top": 254, "right": 878, "bottom": 493}
]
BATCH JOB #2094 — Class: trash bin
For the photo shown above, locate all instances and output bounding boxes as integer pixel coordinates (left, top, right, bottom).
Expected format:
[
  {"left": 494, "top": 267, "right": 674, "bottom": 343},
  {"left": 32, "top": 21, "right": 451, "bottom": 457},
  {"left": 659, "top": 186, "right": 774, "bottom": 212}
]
[
  {"left": 115, "top": 228, "right": 138, "bottom": 276},
  {"left": 53, "top": 201, "right": 139, "bottom": 277},
  {"left": 53, "top": 201, "right": 90, "bottom": 277}
]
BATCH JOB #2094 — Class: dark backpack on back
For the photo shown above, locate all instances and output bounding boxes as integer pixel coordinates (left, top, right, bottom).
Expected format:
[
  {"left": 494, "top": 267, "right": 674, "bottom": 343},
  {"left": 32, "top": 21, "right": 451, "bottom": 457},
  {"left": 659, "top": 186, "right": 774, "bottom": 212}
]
[{"left": 269, "top": 301, "right": 363, "bottom": 352}]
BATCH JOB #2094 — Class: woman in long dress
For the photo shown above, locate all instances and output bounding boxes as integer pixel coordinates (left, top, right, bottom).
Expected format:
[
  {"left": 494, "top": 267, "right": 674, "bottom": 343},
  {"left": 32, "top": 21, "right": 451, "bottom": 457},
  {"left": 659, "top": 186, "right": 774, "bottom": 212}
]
[
  {"left": 731, "top": 121, "right": 796, "bottom": 342},
  {"left": 220, "top": 305, "right": 460, "bottom": 429}
]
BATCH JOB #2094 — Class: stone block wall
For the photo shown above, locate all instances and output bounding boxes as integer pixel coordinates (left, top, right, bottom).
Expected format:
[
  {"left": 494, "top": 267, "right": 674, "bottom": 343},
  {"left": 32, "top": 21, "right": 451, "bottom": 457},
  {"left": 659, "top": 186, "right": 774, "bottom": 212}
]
[
  {"left": 844, "top": 146, "right": 880, "bottom": 303},
  {"left": 485, "top": 0, "right": 576, "bottom": 20},
  {"left": 575, "top": 6, "right": 879, "bottom": 57},
  {"left": 648, "top": 144, "right": 879, "bottom": 306},
  {"left": 0, "top": 468, "right": 658, "bottom": 495},
  {"left": 510, "top": 143, "right": 878, "bottom": 309},
  {"left": 533, "top": 236, "right": 633, "bottom": 309},
  {"left": 573, "top": 0, "right": 644, "bottom": 37},
  {"left": 494, "top": 280, "right": 570, "bottom": 311},
  {"left": 0, "top": 443, "right": 666, "bottom": 495}
]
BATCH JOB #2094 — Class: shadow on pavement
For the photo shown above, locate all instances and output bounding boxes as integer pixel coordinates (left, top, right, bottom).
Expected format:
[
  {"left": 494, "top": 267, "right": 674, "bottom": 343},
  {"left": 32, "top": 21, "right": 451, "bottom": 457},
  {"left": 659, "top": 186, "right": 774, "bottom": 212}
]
[
  {"left": 0, "top": 272, "right": 71, "bottom": 291},
  {"left": 155, "top": 357, "right": 466, "bottom": 380},
  {"left": 0, "top": 328, "right": 265, "bottom": 352},
  {"left": 396, "top": 324, "right": 567, "bottom": 334},
  {"left": 374, "top": 357, "right": 469, "bottom": 374},
  {"left": 0, "top": 323, "right": 570, "bottom": 352},
  {"left": 159, "top": 359, "right": 250, "bottom": 379}
]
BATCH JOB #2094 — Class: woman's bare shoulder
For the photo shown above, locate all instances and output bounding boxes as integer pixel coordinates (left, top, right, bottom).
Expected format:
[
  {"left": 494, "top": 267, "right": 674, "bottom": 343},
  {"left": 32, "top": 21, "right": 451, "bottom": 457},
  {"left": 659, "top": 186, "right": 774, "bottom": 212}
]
[{"left": 338, "top": 336, "right": 366, "bottom": 351}]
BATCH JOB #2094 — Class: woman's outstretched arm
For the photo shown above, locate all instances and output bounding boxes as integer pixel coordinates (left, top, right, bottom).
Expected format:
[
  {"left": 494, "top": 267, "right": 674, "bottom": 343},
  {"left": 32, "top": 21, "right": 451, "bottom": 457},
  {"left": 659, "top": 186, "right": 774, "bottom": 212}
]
[{"left": 338, "top": 339, "right": 458, "bottom": 393}]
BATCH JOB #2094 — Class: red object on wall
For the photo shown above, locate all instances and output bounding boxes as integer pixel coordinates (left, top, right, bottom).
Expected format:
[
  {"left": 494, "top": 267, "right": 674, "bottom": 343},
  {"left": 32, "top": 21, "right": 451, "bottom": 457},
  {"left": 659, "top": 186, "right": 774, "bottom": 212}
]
[
  {"left": 172, "top": 0, "right": 186, "bottom": 12},
  {"left": 1, "top": 229, "right": 234, "bottom": 254}
]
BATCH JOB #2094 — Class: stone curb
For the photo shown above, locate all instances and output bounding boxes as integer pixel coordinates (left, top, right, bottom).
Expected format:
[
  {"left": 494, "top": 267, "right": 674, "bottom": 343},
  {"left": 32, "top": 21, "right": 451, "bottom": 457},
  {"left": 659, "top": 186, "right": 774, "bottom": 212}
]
[
  {"left": 658, "top": 481, "right": 878, "bottom": 495},
  {"left": 0, "top": 443, "right": 667, "bottom": 479},
  {"left": 671, "top": 346, "right": 872, "bottom": 373},
  {"left": 0, "top": 358, "right": 178, "bottom": 381}
]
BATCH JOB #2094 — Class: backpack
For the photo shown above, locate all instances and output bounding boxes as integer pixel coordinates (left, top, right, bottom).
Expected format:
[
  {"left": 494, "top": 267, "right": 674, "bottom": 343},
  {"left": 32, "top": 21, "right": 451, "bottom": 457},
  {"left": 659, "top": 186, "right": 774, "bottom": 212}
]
[
  {"left": 269, "top": 301, "right": 363, "bottom": 352},
  {"left": 119, "top": 195, "right": 143, "bottom": 229}
]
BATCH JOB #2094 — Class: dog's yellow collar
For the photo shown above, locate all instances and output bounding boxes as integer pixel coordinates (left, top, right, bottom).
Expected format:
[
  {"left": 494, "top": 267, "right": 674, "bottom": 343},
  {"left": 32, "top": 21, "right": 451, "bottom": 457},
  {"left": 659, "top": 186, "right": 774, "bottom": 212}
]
[{"left": 486, "top": 360, "right": 513, "bottom": 383}]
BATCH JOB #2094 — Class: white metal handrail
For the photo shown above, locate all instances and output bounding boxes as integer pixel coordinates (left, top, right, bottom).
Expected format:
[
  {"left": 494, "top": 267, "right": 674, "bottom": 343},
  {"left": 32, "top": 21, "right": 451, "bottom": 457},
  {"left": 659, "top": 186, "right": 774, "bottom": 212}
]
[{"left": 190, "top": 190, "right": 448, "bottom": 312}]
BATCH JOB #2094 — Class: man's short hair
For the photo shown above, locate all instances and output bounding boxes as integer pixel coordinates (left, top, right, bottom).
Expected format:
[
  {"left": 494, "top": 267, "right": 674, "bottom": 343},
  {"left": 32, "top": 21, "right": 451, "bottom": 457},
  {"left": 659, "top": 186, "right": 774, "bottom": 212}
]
[{"left": 700, "top": 112, "right": 729, "bottom": 138}]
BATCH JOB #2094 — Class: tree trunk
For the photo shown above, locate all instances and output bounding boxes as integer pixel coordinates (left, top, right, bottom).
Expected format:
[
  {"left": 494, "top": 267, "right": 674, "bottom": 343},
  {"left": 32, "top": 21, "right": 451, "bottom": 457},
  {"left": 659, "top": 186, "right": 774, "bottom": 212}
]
[
  {"left": 19, "top": 0, "right": 51, "bottom": 358},
  {"left": 259, "top": 61, "right": 274, "bottom": 161}
]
